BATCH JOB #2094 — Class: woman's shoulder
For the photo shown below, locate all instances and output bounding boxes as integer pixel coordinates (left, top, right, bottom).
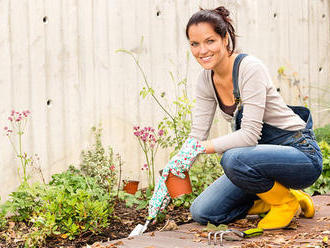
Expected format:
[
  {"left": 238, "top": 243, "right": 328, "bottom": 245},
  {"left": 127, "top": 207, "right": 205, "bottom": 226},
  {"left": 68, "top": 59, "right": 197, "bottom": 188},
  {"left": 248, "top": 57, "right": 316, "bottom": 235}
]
[
  {"left": 240, "top": 54, "right": 267, "bottom": 70},
  {"left": 197, "top": 68, "right": 211, "bottom": 82},
  {"left": 195, "top": 69, "right": 214, "bottom": 96},
  {"left": 239, "top": 54, "right": 271, "bottom": 79}
]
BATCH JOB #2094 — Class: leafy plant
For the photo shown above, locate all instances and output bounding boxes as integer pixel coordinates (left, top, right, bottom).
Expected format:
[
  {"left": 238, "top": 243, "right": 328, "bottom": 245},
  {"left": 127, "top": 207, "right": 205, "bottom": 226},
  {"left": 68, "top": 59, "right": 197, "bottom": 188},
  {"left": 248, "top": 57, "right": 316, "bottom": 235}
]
[
  {"left": 80, "top": 126, "right": 120, "bottom": 194},
  {"left": 315, "top": 124, "right": 330, "bottom": 144},
  {"left": 7, "top": 182, "right": 43, "bottom": 222},
  {"left": 117, "top": 44, "right": 194, "bottom": 154},
  {"left": 118, "top": 187, "right": 153, "bottom": 210},
  {"left": 2, "top": 167, "right": 115, "bottom": 247},
  {"left": 306, "top": 141, "right": 330, "bottom": 195}
]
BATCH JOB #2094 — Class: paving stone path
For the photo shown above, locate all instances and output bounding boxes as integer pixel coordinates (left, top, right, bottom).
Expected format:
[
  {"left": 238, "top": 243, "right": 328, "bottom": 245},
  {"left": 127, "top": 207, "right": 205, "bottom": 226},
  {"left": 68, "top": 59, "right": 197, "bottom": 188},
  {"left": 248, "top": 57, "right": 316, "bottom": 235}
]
[{"left": 90, "top": 195, "right": 330, "bottom": 248}]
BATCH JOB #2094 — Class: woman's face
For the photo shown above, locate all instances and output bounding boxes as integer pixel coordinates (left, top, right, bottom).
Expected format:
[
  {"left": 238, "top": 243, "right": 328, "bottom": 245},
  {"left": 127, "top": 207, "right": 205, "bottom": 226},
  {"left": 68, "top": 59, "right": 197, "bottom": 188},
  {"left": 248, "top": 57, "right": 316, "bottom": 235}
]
[{"left": 188, "top": 22, "right": 228, "bottom": 70}]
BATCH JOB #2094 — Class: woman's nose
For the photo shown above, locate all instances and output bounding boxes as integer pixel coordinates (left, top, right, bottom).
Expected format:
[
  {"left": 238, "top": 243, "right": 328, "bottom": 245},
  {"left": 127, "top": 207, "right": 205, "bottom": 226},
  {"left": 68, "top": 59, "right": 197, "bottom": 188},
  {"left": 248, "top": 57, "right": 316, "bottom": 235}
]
[{"left": 199, "top": 44, "right": 208, "bottom": 54}]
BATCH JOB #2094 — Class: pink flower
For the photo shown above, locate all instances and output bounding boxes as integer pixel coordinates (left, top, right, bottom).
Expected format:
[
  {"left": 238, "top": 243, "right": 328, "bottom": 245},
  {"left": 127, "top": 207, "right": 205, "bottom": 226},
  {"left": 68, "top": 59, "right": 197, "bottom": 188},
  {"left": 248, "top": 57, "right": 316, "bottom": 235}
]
[
  {"left": 8, "top": 117, "right": 13, "bottom": 121},
  {"left": 4, "top": 126, "right": 8, "bottom": 130},
  {"left": 110, "top": 165, "right": 115, "bottom": 171},
  {"left": 11, "top": 110, "right": 15, "bottom": 116},
  {"left": 158, "top": 130, "right": 164, "bottom": 136}
]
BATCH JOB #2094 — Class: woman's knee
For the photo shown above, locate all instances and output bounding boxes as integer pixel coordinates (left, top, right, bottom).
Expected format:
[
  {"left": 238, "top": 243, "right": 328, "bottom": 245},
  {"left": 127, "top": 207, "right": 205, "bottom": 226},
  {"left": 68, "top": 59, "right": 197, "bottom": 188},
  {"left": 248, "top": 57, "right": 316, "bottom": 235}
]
[
  {"left": 221, "top": 148, "right": 243, "bottom": 175},
  {"left": 190, "top": 198, "right": 209, "bottom": 224}
]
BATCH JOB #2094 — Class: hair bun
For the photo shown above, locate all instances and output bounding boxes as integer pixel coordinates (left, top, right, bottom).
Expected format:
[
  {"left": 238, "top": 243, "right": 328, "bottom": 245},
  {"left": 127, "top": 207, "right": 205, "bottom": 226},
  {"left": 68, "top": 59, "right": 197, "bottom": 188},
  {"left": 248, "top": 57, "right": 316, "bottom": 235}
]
[{"left": 214, "top": 6, "right": 230, "bottom": 17}]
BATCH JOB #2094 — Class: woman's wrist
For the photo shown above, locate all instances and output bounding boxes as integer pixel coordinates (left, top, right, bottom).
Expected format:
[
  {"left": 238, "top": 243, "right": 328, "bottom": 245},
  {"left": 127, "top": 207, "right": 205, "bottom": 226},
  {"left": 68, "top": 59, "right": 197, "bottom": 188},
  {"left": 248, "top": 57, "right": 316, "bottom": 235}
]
[{"left": 201, "top": 140, "right": 215, "bottom": 154}]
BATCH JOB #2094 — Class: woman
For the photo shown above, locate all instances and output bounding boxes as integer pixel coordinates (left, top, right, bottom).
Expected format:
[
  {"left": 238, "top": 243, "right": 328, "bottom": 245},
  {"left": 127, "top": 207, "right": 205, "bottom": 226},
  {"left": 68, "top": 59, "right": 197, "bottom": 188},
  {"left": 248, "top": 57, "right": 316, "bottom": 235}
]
[{"left": 184, "top": 6, "right": 323, "bottom": 230}]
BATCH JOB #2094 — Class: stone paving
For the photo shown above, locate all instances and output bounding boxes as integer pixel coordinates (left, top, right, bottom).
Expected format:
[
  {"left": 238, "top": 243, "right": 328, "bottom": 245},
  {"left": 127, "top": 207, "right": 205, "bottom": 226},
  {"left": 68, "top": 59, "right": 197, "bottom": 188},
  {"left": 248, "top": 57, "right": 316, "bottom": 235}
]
[{"left": 91, "top": 195, "right": 330, "bottom": 248}]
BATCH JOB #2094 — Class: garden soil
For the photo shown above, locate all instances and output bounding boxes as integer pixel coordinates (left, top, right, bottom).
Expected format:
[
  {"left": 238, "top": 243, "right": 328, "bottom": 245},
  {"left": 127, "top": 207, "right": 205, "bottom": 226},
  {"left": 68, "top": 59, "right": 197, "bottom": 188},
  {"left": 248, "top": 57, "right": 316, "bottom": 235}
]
[{"left": 1, "top": 195, "right": 329, "bottom": 247}]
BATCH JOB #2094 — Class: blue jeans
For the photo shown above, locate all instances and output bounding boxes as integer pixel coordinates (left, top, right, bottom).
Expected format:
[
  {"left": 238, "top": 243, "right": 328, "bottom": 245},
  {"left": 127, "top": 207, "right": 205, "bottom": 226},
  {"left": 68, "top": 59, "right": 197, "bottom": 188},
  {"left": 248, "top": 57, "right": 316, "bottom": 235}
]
[{"left": 190, "top": 107, "right": 323, "bottom": 225}]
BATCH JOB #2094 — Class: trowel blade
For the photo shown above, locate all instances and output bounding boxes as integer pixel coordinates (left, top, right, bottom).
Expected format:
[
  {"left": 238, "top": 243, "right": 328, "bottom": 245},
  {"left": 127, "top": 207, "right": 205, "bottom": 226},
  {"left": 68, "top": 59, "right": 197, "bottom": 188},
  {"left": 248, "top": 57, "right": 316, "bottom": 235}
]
[{"left": 128, "top": 224, "right": 145, "bottom": 237}]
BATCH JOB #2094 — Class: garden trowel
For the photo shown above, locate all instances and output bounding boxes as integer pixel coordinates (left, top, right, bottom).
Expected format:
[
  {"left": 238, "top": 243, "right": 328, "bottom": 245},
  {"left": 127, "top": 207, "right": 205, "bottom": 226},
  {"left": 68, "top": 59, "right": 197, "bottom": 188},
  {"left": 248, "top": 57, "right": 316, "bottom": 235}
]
[{"left": 128, "top": 219, "right": 151, "bottom": 237}]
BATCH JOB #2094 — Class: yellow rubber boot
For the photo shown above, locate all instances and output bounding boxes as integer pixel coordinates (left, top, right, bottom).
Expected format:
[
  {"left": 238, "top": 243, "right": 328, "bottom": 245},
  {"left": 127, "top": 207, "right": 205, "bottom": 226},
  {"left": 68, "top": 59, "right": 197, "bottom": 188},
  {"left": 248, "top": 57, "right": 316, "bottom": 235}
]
[
  {"left": 290, "top": 189, "right": 315, "bottom": 218},
  {"left": 257, "top": 182, "right": 299, "bottom": 230},
  {"left": 247, "top": 199, "right": 270, "bottom": 215}
]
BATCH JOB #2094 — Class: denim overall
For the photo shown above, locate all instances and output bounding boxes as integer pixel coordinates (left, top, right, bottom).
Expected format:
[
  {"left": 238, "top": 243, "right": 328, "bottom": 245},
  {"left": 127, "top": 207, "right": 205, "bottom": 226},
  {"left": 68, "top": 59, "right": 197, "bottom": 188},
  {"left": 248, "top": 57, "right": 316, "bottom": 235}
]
[{"left": 190, "top": 54, "right": 323, "bottom": 225}]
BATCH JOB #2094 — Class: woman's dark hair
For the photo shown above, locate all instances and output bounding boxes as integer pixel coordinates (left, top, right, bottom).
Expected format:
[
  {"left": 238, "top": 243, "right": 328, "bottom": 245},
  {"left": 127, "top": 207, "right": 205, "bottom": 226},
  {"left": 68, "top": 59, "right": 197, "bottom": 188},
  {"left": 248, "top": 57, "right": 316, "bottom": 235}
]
[{"left": 185, "top": 6, "right": 236, "bottom": 55}]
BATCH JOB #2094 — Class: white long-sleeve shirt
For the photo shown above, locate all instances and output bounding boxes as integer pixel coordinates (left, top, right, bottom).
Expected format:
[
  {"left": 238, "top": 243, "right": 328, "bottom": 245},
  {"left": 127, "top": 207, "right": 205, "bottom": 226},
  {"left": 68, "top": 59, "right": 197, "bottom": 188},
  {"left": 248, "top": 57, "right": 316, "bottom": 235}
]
[{"left": 189, "top": 55, "right": 306, "bottom": 154}]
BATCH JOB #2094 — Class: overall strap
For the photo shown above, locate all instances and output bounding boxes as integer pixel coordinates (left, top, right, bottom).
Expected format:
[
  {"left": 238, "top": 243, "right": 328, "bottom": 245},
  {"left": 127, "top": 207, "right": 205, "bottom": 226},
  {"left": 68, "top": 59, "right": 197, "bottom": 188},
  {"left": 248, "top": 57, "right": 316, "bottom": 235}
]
[{"left": 232, "top": 54, "right": 248, "bottom": 109}]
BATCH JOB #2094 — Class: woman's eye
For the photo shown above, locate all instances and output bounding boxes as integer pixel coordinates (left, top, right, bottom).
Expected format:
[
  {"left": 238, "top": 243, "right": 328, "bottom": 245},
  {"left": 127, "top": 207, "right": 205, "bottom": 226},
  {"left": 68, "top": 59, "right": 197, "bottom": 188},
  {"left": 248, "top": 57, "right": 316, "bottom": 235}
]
[
  {"left": 207, "top": 40, "right": 214, "bottom": 44},
  {"left": 190, "top": 42, "right": 198, "bottom": 47}
]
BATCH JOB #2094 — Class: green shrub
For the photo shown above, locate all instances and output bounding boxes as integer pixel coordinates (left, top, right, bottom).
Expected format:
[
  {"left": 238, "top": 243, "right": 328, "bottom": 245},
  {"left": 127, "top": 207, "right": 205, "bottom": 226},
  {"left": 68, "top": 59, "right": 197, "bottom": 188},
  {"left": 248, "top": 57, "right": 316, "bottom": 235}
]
[
  {"left": 306, "top": 141, "right": 330, "bottom": 195},
  {"left": 80, "top": 126, "right": 119, "bottom": 193},
  {"left": 2, "top": 168, "right": 115, "bottom": 247},
  {"left": 315, "top": 124, "right": 330, "bottom": 143}
]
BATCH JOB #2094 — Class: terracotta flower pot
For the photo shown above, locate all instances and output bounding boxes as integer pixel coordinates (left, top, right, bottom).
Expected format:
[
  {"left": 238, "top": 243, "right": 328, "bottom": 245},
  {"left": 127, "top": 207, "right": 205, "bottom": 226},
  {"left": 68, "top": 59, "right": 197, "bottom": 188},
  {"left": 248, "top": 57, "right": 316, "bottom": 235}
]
[
  {"left": 160, "top": 170, "right": 192, "bottom": 198},
  {"left": 123, "top": 180, "right": 139, "bottom": 195}
]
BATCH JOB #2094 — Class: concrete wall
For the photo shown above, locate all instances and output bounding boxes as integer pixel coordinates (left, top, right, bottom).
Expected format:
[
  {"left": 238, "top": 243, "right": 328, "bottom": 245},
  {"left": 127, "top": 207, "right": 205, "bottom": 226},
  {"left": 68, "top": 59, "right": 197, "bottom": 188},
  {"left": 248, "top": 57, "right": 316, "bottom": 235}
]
[{"left": 0, "top": 0, "right": 329, "bottom": 201}]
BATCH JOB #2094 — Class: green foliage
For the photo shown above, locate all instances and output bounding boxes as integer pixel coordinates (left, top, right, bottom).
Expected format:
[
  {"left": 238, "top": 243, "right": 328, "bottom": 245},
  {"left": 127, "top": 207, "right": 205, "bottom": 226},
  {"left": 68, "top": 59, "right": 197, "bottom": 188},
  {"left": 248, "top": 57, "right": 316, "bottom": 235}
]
[
  {"left": 8, "top": 182, "right": 43, "bottom": 222},
  {"left": 172, "top": 154, "right": 223, "bottom": 208},
  {"left": 315, "top": 124, "right": 330, "bottom": 144},
  {"left": 118, "top": 187, "right": 153, "bottom": 210},
  {"left": 80, "top": 126, "right": 119, "bottom": 193},
  {"left": 117, "top": 46, "right": 194, "bottom": 155},
  {"left": 306, "top": 141, "right": 330, "bottom": 195},
  {"left": 2, "top": 168, "right": 114, "bottom": 247},
  {"left": 0, "top": 200, "right": 8, "bottom": 231},
  {"left": 158, "top": 91, "right": 195, "bottom": 156}
]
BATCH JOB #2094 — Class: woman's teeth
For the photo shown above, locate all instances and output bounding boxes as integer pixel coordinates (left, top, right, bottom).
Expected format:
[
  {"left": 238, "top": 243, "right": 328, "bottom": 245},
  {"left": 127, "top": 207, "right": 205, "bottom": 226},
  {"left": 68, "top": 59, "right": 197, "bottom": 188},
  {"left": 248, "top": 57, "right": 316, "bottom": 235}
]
[{"left": 201, "top": 55, "right": 212, "bottom": 62}]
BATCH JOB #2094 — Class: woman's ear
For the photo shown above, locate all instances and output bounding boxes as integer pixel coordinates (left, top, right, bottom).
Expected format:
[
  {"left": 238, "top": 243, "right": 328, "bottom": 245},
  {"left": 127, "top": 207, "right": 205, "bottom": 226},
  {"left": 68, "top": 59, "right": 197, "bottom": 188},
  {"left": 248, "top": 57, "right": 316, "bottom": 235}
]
[{"left": 224, "top": 33, "right": 229, "bottom": 47}]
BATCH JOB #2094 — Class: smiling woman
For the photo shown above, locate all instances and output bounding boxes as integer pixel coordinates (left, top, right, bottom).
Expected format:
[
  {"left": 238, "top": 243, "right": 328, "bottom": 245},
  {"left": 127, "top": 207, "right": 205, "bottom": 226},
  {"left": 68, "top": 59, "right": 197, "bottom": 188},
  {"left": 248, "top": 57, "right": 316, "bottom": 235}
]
[{"left": 171, "top": 6, "right": 323, "bottom": 231}]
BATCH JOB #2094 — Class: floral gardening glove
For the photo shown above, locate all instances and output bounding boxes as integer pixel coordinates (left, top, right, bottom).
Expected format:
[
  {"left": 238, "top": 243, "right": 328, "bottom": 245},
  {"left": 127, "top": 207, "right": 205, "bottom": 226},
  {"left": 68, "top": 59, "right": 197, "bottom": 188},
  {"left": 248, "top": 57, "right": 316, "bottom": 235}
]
[
  {"left": 166, "top": 137, "right": 206, "bottom": 179},
  {"left": 148, "top": 137, "right": 205, "bottom": 219}
]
